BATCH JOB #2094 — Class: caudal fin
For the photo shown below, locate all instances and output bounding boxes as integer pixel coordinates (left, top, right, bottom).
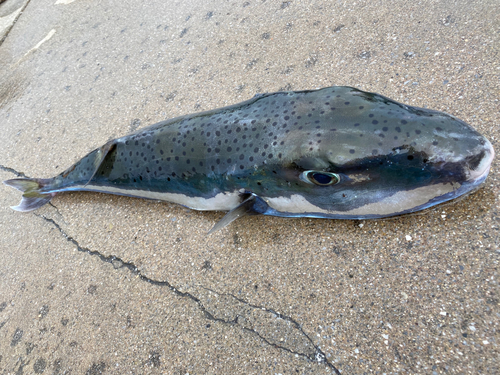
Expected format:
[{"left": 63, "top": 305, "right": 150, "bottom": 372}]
[{"left": 3, "top": 178, "right": 54, "bottom": 212}]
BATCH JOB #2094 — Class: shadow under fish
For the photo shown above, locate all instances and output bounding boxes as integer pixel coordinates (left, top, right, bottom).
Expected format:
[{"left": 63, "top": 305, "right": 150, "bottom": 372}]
[{"left": 4, "top": 86, "right": 495, "bottom": 233}]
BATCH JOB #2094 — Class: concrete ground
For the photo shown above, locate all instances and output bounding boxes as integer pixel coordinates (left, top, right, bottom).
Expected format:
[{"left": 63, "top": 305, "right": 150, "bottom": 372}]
[{"left": 0, "top": 0, "right": 498, "bottom": 373}]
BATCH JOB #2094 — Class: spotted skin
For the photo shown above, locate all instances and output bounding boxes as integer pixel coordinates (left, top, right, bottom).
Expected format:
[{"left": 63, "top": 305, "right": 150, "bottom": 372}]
[{"left": 4, "top": 86, "right": 495, "bottom": 226}]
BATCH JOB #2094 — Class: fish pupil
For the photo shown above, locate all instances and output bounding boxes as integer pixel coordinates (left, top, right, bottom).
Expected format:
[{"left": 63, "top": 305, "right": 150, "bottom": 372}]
[
  {"left": 307, "top": 171, "right": 339, "bottom": 186},
  {"left": 313, "top": 173, "right": 332, "bottom": 184}
]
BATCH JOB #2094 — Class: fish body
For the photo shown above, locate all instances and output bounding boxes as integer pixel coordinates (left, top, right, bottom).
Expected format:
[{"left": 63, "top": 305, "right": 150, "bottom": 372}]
[{"left": 4, "top": 86, "right": 495, "bottom": 231}]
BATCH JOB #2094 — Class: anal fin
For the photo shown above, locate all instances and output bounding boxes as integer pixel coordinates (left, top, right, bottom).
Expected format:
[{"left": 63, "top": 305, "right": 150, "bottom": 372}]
[{"left": 208, "top": 192, "right": 269, "bottom": 234}]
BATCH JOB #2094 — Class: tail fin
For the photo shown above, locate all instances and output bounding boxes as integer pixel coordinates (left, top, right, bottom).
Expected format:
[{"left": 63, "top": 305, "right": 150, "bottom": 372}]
[{"left": 3, "top": 178, "right": 54, "bottom": 212}]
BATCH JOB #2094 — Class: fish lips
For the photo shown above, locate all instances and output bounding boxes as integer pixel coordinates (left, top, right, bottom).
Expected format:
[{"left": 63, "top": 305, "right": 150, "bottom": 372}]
[{"left": 465, "top": 138, "right": 495, "bottom": 186}]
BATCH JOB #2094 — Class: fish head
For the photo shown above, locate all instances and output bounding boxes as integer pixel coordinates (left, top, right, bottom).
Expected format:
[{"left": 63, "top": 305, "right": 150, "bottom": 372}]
[{"left": 266, "top": 94, "right": 495, "bottom": 219}]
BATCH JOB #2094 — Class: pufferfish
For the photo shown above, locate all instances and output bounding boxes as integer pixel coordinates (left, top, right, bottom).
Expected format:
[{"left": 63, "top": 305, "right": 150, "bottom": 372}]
[{"left": 4, "top": 86, "right": 495, "bottom": 232}]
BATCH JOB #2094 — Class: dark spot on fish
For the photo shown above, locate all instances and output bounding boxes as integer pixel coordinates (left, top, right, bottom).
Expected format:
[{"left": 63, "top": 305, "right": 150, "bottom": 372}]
[
  {"left": 432, "top": 141, "right": 439, "bottom": 145},
  {"left": 435, "top": 127, "right": 443, "bottom": 131},
  {"left": 401, "top": 120, "right": 408, "bottom": 124},
  {"left": 227, "top": 158, "right": 232, "bottom": 163},
  {"left": 216, "top": 159, "right": 220, "bottom": 164},
  {"left": 268, "top": 154, "right": 273, "bottom": 158},
  {"left": 349, "top": 149, "right": 355, "bottom": 154},
  {"left": 407, "top": 155, "right": 414, "bottom": 160},
  {"left": 415, "top": 130, "right": 421, "bottom": 134},
  {"left": 395, "top": 127, "right": 401, "bottom": 132},
  {"left": 382, "top": 127, "right": 388, "bottom": 131},
  {"left": 354, "top": 123, "right": 360, "bottom": 127},
  {"left": 249, "top": 156, "right": 254, "bottom": 161},
  {"left": 369, "top": 114, "right": 374, "bottom": 118},
  {"left": 372, "top": 120, "right": 378, "bottom": 125},
  {"left": 359, "top": 106, "right": 364, "bottom": 109},
  {"left": 254, "top": 147, "right": 259, "bottom": 153}
]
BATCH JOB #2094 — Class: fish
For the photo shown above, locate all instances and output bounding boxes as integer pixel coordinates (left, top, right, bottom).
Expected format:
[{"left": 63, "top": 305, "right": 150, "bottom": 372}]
[{"left": 3, "top": 86, "right": 495, "bottom": 233}]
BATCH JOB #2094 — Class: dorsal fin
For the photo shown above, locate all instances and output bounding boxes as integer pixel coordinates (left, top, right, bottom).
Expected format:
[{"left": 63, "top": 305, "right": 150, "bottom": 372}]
[{"left": 84, "top": 141, "right": 116, "bottom": 186}]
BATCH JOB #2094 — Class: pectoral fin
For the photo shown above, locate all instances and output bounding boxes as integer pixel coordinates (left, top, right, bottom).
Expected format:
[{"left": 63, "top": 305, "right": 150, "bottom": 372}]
[{"left": 208, "top": 192, "right": 269, "bottom": 234}]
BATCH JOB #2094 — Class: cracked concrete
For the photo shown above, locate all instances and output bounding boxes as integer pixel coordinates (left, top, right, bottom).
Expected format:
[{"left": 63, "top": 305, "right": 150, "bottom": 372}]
[
  {"left": 34, "top": 211, "right": 339, "bottom": 373},
  {"left": 1, "top": 0, "right": 499, "bottom": 374}
]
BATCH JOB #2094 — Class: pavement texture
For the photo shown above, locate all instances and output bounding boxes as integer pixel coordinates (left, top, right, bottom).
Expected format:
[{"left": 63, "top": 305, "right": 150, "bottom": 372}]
[{"left": 0, "top": 0, "right": 499, "bottom": 374}]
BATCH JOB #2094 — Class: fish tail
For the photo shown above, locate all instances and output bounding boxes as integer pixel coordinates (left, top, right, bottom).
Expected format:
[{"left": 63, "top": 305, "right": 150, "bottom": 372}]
[{"left": 3, "top": 178, "right": 54, "bottom": 212}]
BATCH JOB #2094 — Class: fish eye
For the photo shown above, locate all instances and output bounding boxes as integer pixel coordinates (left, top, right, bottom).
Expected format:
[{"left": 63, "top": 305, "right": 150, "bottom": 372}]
[{"left": 301, "top": 171, "right": 340, "bottom": 186}]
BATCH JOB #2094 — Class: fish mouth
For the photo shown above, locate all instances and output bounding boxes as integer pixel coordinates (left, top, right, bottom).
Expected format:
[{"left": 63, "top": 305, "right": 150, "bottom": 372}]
[{"left": 466, "top": 139, "right": 495, "bottom": 186}]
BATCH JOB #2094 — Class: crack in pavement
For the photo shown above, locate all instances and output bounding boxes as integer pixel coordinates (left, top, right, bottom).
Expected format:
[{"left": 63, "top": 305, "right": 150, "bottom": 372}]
[
  {"left": 35, "top": 213, "right": 341, "bottom": 374},
  {"left": 196, "top": 285, "right": 338, "bottom": 368},
  {"left": 1, "top": 165, "right": 340, "bottom": 373},
  {"left": 0, "top": 164, "right": 27, "bottom": 177}
]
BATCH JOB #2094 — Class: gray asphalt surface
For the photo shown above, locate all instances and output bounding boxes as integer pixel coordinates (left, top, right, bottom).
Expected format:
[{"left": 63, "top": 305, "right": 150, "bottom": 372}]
[{"left": 0, "top": 0, "right": 498, "bottom": 373}]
